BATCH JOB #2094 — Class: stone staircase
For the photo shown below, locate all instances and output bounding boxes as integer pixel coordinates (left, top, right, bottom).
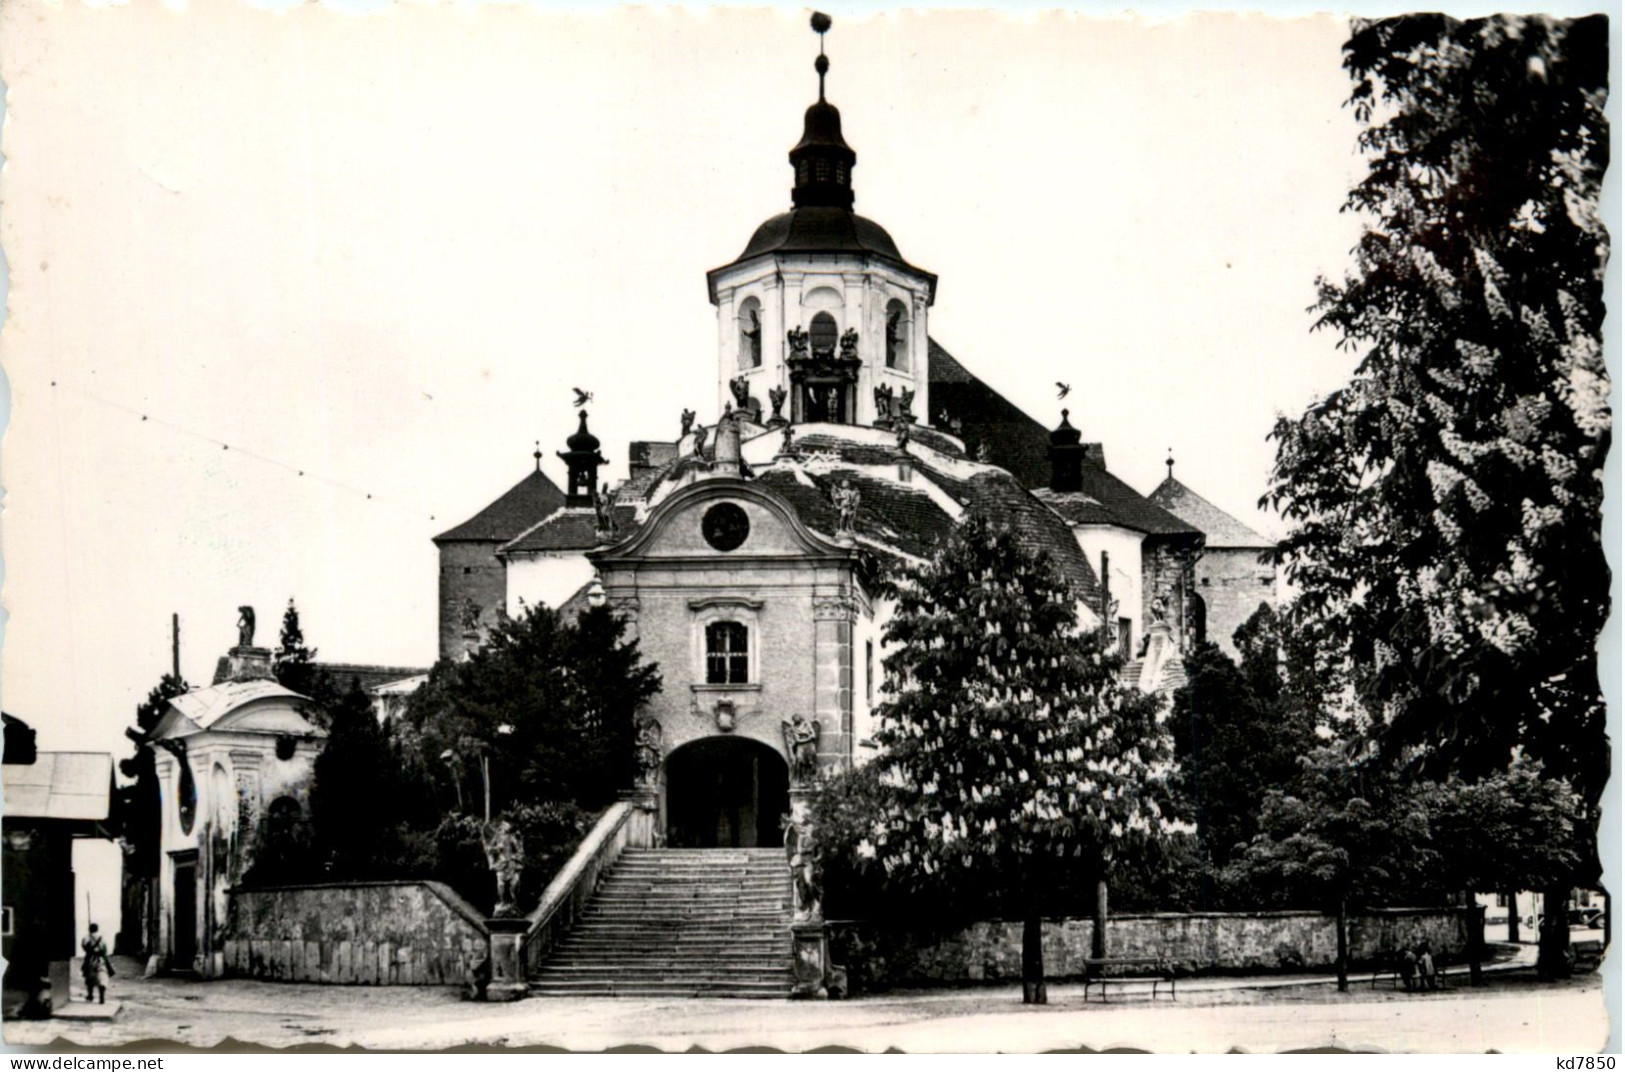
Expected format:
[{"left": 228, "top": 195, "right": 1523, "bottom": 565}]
[{"left": 528, "top": 847, "right": 794, "bottom": 998}]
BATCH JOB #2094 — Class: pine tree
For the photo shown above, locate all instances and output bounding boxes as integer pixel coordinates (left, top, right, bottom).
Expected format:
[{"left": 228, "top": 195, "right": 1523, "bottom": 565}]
[
  {"left": 870, "top": 513, "right": 1174, "bottom": 1004},
  {"left": 1265, "top": 15, "right": 1609, "bottom": 977},
  {"left": 274, "top": 598, "right": 338, "bottom": 718}
]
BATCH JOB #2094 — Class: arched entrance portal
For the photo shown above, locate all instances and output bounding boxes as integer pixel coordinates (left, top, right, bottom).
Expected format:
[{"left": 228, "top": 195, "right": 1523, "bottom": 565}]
[{"left": 665, "top": 737, "right": 789, "bottom": 848}]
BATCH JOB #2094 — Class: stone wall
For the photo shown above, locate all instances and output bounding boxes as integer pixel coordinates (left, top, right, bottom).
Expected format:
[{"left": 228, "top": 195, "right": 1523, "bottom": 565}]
[
  {"left": 225, "top": 881, "right": 488, "bottom": 985},
  {"left": 1196, "top": 545, "right": 1277, "bottom": 658},
  {"left": 829, "top": 909, "right": 1469, "bottom": 993}
]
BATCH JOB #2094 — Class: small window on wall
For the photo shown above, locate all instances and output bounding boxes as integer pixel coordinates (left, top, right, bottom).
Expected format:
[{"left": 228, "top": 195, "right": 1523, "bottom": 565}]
[
  {"left": 705, "top": 622, "right": 750, "bottom": 684},
  {"left": 737, "top": 297, "right": 763, "bottom": 370},
  {"left": 885, "top": 299, "right": 909, "bottom": 370},
  {"left": 809, "top": 312, "right": 839, "bottom": 357},
  {"left": 865, "top": 641, "right": 875, "bottom": 705}
]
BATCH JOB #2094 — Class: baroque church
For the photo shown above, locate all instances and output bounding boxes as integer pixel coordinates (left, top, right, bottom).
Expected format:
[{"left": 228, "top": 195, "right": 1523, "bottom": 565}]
[{"left": 431, "top": 26, "right": 1278, "bottom": 854}]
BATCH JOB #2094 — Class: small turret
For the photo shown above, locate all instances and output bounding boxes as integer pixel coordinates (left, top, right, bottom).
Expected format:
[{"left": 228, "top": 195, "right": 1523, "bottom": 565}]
[
  {"left": 558, "top": 410, "right": 607, "bottom": 509},
  {"left": 1048, "top": 409, "right": 1088, "bottom": 494}
]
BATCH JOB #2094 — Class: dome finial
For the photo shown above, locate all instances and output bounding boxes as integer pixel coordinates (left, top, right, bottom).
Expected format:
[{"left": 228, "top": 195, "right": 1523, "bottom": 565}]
[
  {"left": 533, "top": 439, "right": 542, "bottom": 472},
  {"left": 811, "top": 12, "right": 833, "bottom": 100},
  {"left": 1166, "top": 448, "right": 1175, "bottom": 479}
]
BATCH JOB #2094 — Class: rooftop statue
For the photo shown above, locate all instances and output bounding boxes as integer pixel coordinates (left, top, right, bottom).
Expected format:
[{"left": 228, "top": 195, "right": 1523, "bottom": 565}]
[
  {"left": 831, "top": 479, "right": 860, "bottom": 533},
  {"left": 236, "top": 606, "right": 256, "bottom": 648},
  {"left": 680, "top": 408, "right": 697, "bottom": 438}
]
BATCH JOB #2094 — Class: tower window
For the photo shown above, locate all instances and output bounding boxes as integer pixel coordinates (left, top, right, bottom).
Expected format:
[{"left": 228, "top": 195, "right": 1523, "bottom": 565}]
[
  {"left": 737, "top": 297, "right": 763, "bottom": 370},
  {"left": 814, "top": 158, "right": 832, "bottom": 183},
  {"left": 809, "top": 313, "right": 838, "bottom": 357},
  {"left": 705, "top": 621, "right": 750, "bottom": 684},
  {"left": 885, "top": 299, "right": 909, "bottom": 370}
]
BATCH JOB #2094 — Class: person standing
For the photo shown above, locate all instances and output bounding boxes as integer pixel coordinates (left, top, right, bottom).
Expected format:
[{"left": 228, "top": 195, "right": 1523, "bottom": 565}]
[
  {"left": 1417, "top": 942, "right": 1437, "bottom": 991},
  {"left": 79, "top": 923, "right": 113, "bottom": 1004}
]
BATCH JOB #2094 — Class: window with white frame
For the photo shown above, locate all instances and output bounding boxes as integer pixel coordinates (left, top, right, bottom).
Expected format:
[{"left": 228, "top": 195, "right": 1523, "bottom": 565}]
[{"left": 705, "top": 621, "right": 750, "bottom": 684}]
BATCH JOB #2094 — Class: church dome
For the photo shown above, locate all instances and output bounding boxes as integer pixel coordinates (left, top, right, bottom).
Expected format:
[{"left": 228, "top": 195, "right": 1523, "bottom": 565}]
[{"left": 737, "top": 207, "right": 906, "bottom": 264}]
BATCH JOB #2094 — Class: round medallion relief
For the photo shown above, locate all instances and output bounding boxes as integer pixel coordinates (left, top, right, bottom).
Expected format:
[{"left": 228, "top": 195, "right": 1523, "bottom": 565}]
[{"left": 701, "top": 502, "right": 750, "bottom": 552}]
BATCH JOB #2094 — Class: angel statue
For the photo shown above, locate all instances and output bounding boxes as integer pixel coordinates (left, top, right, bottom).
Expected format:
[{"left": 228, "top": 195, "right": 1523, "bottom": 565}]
[
  {"left": 692, "top": 423, "right": 709, "bottom": 457},
  {"left": 680, "top": 408, "right": 697, "bottom": 438},
  {"left": 898, "top": 387, "right": 916, "bottom": 424},
  {"left": 779, "top": 422, "right": 795, "bottom": 456},
  {"left": 872, "top": 382, "right": 895, "bottom": 422},
  {"left": 481, "top": 819, "right": 524, "bottom": 918},
  {"left": 729, "top": 375, "right": 751, "bottom": 411},
  {"left": 838, "top": 327, "right": 860, "bottom": 362},
  {"left": 782, "top": 713, "right": 821, "bottom": 785},
  {"left": 768, "top": 385, "right": 788, "bottom": 421},
  {"left": 236, "top": 606, "right": 256, "bottom": 648},
  {"left": 786, "top": 326, "right": 810, "bottom": 360}
]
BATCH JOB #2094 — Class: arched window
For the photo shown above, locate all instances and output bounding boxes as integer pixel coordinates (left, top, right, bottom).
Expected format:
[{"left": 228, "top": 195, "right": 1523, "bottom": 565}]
[
  {"left": 737, "top": 297, "right": 763, "bottom": 369},
  {"left": 705, "top": 621, "right": 750, "bottom": 684},
  {"left": 885, "top": 299, "right": 909, "bottom": 370},
  {"left": 809, "top": 312, "right": 839, "bottom": 357}
]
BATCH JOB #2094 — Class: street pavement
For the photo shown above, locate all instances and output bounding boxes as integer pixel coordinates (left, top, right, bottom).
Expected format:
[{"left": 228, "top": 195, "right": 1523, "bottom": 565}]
[{"left": 1, "top": 953, "right": 1610, "bottom": 1053}]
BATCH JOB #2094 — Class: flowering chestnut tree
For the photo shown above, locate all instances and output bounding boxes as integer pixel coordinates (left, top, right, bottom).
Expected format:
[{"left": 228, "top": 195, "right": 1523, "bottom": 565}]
[{"left": 868, "top": 513, "right": 1174, "bottom": 1004}]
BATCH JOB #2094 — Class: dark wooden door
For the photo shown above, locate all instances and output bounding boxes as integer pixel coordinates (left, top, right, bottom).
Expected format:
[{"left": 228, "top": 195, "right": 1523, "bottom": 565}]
[{"left": 170, "top": 854, "right": 197, "bottom": 968}]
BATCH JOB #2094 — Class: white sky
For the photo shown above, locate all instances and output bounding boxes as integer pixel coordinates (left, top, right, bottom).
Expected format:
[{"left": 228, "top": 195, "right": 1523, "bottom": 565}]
[{"left": 0, "top": 2, "right": 1562, "bottom": 762}]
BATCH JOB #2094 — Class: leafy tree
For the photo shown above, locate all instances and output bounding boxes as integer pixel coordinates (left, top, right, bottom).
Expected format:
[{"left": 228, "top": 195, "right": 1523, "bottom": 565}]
[
  {"left": 1170, "top": 605, "right": 1322, "bottom": 870},
  {"left": 865, "top": 512, "right": 1174, "bottom": 1004},
  {"left": 400, "top": 603, "right": 661, "bottom": 818},
  {"left": 1222, "top": 747, "right": 1434, "bottom": 991},
  {"left": 1416, "top": 762, "right": 1586, "bottom": 979},
  {"left": 1265, "top": 14, "right": 1610, "bottom": 977},
  {"left": 309, "top": 678, "right": 400, "bottom": 878}
]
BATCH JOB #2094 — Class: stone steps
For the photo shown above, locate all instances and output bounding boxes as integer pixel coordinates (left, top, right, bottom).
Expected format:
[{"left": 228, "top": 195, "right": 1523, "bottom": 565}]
[{"left": 529, "top": 847, "right": 794, "bottom": 999}]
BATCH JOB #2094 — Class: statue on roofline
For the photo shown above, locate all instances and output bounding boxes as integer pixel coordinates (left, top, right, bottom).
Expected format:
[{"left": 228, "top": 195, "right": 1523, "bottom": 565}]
[
  {"left": 873, "top": 382, "right": 894, "bottom": 422},
  {"left": 787, "top": 327, "right": 810, "bottom": 360},
  {"left": 236, "top": 606, "right": 256, "bottom": 648},
  {"left": 831, "top": 480, "right": 860, "bottom": 533},
  {"left": 692, "top": 424, "right": 709, "bottom": 457},
  {"left": 768, "top": 385, "right": 788, "bottom": 420},
  {"left": 680, "top": 408, "right": 697, "bottom": 438},
  {"left": 839, "top": 328, "right": 860, "bottom": 362},
  {"left": 898, "top": 387, "right": 916, "bottom": 424},
  {"left": 729, "top": 375, "right": 751, "bottom": 411}
]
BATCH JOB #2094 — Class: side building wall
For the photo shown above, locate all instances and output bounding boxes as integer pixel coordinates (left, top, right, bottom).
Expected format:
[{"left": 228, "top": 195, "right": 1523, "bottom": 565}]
[
  {"left": 437, "top": 540, "right": 506, "bottom": 660},
  {"left": 1196, "top": 545, "right": 1277, "bottom": 658}
]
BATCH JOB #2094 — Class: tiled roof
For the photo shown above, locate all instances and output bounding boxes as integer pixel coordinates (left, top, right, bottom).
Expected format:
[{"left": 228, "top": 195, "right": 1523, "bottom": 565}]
[
  {"left": 928, "top": 338, "right": 1054, "bottom": 489},
  {"left": 1034, "top": 474, "right": 1201, "bottom": 538},
  {"left": 311, "top": 663, "right": 430, "bottom": 693},
  {"left": 434, "top": 470, "right": 566, "bottom": 543},
  {"left": 502, "top": 505, "right": 642, "bottom": 554},
  {"left": 164, "top": 680, "right": 307, "bottom": 733},
  {"left": 746, "top": 432, "right": 1100, "bottom": 603},
  {"left": 929, "top": 338, "right": 1199, "bottom": 539},
  {"left": 1148, "top": 477, "right": 1272, "bottom": 549},
  {"left": 2, "top": 752, "right": 112, "bottom": 821}
]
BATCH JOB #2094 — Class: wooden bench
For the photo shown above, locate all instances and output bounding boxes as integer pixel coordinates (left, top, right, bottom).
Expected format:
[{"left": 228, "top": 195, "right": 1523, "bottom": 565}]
[{"left": 1081, "top": 957, "right": 1176, "bottom": 1002}]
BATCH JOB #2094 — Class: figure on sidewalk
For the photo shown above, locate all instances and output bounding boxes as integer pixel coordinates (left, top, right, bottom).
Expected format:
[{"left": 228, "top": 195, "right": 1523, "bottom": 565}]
[{"left": 80, "top": 923, "right": 114, "bottom": 1005}]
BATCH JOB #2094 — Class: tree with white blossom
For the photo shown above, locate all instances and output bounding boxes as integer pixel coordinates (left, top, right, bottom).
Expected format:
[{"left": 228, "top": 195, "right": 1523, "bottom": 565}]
[
  {"left": 1266, "top": 14, "right": 1609, "bottom": 979},
  {"left": 868, "top": 513, "right": 1174, "bottom": 1004}
]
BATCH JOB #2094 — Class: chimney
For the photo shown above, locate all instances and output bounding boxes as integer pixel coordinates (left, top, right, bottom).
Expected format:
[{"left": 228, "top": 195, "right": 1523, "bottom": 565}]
[{"left": 1048, "top": 410, "right": 1087, "bottom": 493}]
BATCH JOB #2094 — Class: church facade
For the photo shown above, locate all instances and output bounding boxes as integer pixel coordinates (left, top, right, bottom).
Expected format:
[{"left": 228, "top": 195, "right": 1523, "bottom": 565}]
[{"left": 432, "top": 29, "right": 1278, "bottom": 850}]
